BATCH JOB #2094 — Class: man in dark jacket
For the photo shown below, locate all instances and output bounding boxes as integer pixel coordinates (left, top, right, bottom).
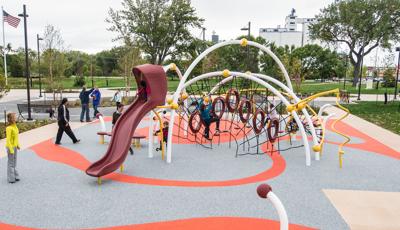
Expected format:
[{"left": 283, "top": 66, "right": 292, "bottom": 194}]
[
  {"left": 79, "top": 86, "right": 94, "bottom": 122},
  {"left": 55, "top": 98, "right": 80, "bottom": 145}
]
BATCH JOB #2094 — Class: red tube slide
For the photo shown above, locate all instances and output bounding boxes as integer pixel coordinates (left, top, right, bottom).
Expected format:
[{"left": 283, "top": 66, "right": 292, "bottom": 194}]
[{"left": 86, "top": 64, "right": 167, "bottom": 177}]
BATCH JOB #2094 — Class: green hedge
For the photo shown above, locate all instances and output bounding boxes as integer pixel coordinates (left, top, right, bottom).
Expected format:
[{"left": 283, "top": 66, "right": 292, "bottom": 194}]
[{"left": 0, "top": 120, "right": 55, "bottom": 139}]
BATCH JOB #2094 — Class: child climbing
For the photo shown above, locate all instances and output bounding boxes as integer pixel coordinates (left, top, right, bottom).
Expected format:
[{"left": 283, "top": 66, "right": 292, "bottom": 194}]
[
  {"left": 137, "top": 78, "right": 150, "bottom": 102},
  {"left": 200, "top": 99, "right": 220, "bottom": 140},
  {"left": 155, "top": 121, "right": 169, "bottom": 152}
]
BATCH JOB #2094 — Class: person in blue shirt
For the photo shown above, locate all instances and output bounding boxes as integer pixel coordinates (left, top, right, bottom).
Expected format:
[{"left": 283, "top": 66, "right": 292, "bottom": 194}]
[
  {"left": 199, "top": 99, "right": 220, "bottom": 140},
  {"left": 79, "top": 86, "right": 94, "bottom": 122},
  {"left": 90, "top": 87, "right": 101, "bottom": 118}
]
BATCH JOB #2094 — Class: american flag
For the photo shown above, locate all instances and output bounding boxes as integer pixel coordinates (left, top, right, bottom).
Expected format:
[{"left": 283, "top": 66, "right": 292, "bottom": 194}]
[{"left": 3, "top": 10, "right": 20, "bottom": 28}]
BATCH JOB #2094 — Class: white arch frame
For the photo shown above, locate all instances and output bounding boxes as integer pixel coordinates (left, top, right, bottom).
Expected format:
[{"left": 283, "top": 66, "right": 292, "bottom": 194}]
[
  {"left": 166, "top": 71, "right": 311, "bottom": 166},
  {"left": 167, "top": 40, "right": 296, "bottom": 164},
  {"left": 209, "top": 73, "right": 320, "bottom": 160}
]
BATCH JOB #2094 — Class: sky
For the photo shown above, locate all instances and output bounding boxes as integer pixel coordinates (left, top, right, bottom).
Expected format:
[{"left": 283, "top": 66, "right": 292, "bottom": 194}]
[{"left": 1, "top": 0, "right": 397, "bottom": 66}]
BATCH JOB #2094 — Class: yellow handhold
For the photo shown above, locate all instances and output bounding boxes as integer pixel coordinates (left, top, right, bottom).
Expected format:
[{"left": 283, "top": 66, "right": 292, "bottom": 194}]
[
  {"left": 170, "top": 103, "right": 179, "bottom": 110},
  {"left": 222, "top": 69, "right": 230, "bottom": 78},
  {"left": 312, "top": 145, "right": 321, "bottom": 152},
  {"left": 181, "top": 92, "right": 188, "bottom": 100},
  {"left": 245, "top": 71, "right": 251, "bottom": 75},
  {"left": 297, "top": 102, "right": 306, "bottom": 110},
  {"left": 240, "top": 38, "right": 248, "bottom": 47},
  {"left": 286, "top": 104, "right": 295, "bottom": 113},
  {"left": 167, "top": 98, "right": 173, "bottom": 104},
  {"left": 170, "top": 63, "right": 176, "bottom": 71},
  {"left": 203, "top": 96, "right": 210, "bottom": 103}
]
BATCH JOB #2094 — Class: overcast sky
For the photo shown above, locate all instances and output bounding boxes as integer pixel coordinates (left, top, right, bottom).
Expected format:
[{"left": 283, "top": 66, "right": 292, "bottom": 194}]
[{"left": 2, "top": 0, "right": 397, "bottom": 65}]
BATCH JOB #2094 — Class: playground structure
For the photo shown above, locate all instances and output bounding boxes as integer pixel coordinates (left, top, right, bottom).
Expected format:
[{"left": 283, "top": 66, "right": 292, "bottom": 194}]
[{"left": 86, "top": 38, "right": 351, "bottom": 184}]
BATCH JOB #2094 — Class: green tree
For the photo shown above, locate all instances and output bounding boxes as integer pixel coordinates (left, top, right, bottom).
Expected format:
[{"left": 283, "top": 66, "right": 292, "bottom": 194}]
[
  {"left": 0, "top": 75, "right": 10, "bottom": 99},
  {"left": 107, "top": 0, "right": 203, "bottom": 64},
  {"left": 309, "top": 0, "right": 400, "bottom": 86},
  {"left": 382, "top": 68, "right": 396, "bottom": 87}
]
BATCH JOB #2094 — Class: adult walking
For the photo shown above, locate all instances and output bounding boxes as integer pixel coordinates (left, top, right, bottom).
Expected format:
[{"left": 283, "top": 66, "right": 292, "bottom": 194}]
[
  {"left": 5, "top": 112, "right": 20, "bottom": 183},
  {"left": 112, "top": 89, "right": 122, "bottom": 109},
  {"left": 79, "top": 86, "right": 94, "bottom": 122},
  {"left": 90, "top": 86, "right": 101, "bottom": 118},
  {"left": 55, "top": 98, "right": 80, "bottom": 145}
]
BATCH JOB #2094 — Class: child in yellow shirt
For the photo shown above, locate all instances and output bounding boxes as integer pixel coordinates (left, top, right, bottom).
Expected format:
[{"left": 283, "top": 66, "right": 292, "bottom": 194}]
[{"left": 5, "top": 113, "right": 20, "bottom": 183}]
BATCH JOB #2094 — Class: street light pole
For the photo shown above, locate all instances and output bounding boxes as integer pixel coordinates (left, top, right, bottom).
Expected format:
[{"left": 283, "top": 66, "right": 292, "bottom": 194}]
[
  {"left": 241, "top": 21, "right": 251, "bottom": 71},
  {"left": 37, "top": 34, "right": 43, "bottom": 97},
  {"left": 343, "top": 55, "right": 348, "bottom": 90},
  {"left": 394, "top": 47, "right": 400, "bottom": 100},
  {"left": 18, "top": 5, "right": 32, "bottom": 120},
  {"left": 357, "top": 51, "right": 364, "bottom": 101}
]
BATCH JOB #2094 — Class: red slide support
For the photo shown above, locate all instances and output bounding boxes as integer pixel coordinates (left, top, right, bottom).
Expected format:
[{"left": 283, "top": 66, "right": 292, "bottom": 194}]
[{"left": 86, "top": 64, "right": 167, "bottom": 177}]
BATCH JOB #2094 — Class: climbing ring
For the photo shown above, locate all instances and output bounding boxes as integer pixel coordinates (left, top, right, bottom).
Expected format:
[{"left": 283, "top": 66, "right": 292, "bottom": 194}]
[
  {"left": 211, "top": 96, "right": 226, "bottom": 120},
  {"left": 252, "top": 109, "right": 266, "bottom": 135},
  {"left": 267, "top": 118, "right": 280, "bottom": 143},
  {"left": 238, "top": 99, "right": 252, "bottom": 123},
  {"left": 225, "top": 88, "right": 240, "bottom": 113},
  {"left": 188, "top": 110, "right": 202, "bottom": 134}
]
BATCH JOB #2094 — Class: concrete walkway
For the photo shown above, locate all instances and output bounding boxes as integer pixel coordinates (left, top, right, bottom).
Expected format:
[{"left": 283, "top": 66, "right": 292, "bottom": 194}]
[{"left": 324, "top": 106, "right": 400, "bottom": 151}]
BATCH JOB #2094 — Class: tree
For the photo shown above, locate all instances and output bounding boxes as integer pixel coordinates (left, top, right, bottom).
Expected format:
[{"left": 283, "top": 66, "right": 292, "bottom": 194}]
[
  {"left": 309, "top": 0, "right": 400, "bottom": 86},
  {"left": 0, "top": 75, "right": 10, "bottom": 99},
  {"left": 42, "top": 24, "right": 65, "bottom": 82},
  {"left": 382, "top": 68, "right": 396, "bottom": 87},
  {"left": 107, "top": 0, "right": 203, "bottom": 64}
]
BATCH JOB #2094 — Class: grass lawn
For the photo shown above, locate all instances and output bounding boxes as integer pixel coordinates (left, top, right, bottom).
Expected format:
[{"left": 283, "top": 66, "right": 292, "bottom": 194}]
[
  {"left": 343, "top": 101, "right": 400, "bottom": 135},
  {"left": 8, "top": 77, "right": 399, "bottom": 96},
  {"left": 298, "top": 81, "right": 399, "bottom": 95}
]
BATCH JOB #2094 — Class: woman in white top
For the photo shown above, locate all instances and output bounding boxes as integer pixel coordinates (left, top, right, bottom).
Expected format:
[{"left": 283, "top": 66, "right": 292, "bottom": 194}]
[{"left": 112, "top": 89, "right": 122, "bottom": 109}]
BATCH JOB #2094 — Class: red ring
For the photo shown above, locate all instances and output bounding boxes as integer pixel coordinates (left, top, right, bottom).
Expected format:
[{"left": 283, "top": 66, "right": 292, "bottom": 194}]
[
  {"left": 211, "top": 97, "right": 226, "bottom": 119},
  {"left": 238, "top": 99, "right": 252, "bottom": 123},
  {"left": 225, "top": 89, "right": 240, "bottom": 113},
  {"left": 252, "top": 109, "right": 266, "bottom": 134},
  {"left": 189, "top": 111, "right": 202, "bottom": 134},
  {"left": 267, "top": 118, "right": 280, "bottom": 143}
]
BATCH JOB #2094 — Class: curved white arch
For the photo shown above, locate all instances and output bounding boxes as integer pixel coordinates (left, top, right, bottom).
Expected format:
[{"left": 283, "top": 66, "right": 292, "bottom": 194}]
[
  {"left": 166, "top": 71, "right": 311, "bottom": 166},
  {"left": 209, "top": 73, "right": 320, "bottom": 160}
]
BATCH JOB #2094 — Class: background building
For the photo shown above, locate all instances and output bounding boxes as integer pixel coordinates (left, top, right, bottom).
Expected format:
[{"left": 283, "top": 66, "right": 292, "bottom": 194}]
[{"left": 259, "top": 9, "right": 320, "bottom": 47}]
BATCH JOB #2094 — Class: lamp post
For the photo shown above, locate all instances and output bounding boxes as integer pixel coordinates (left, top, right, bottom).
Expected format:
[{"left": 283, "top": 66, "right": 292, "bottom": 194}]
[
  {"left": 357, "top": 51, "right": 364, "bottom": 101},
  {"left": 37, "top": 34, "right": 43, "bottom": 97},
  {"left": 343, "top": 54, "right": 348, "bottom": 90},
  {"left": 395, "top": 47, "right": 400, "bottom": 100},
  {"left": 241, "top": 21, "right": 251, "bottom": 71},
  {"left": 18, "top": 5, "right": 32, "bottom": 120}
]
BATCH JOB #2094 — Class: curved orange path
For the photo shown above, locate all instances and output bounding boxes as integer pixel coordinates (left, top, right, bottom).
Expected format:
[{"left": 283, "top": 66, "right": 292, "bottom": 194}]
[
  {"left": 30, "top": 139, "right": 285, "bottom": 187},
  {"left": 0, "top": 217, "right": 315, "bottom": 230}
]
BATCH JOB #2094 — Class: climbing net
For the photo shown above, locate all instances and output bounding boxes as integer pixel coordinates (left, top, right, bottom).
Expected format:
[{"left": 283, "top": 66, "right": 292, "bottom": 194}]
[{"left": 165, "top": 74, "right": 316, "bottom": 157}]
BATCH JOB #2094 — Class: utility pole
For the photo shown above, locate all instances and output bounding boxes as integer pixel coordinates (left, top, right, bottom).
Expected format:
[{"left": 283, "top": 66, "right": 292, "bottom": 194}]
[
  {"left": 202, "top": 27, "right": 206, "bottom": 41},
  {"left": 18, "top": 5, "right": 32, "bottom": 120}
]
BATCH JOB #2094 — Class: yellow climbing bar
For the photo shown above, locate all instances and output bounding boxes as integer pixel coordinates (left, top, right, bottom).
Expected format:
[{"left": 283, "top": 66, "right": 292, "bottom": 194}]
[{"left": 287, "top": 88, "right": 351, "bottom": 168}]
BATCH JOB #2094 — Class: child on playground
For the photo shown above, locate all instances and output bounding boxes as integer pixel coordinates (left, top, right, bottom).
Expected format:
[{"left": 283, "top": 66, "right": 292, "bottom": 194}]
[
  {"left": 112, "top": 103, "right": 134, "bottom": 155},
  {"left": 200, "top": 99, "right": 220, "bottom": 140},
  {"left": 154, "top": 121, "right": 169, "bottom": 151},
  {"left": 5, "top": 112, "right": 20, "bottom": 183},
  {"left": 137, "top": 78, "right": 150, "bottom": 101}
]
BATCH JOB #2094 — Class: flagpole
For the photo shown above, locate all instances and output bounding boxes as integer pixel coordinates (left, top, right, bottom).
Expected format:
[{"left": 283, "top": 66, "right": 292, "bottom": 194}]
[{"left": 1, "top": 6, "right": 7, "bottom": 86}]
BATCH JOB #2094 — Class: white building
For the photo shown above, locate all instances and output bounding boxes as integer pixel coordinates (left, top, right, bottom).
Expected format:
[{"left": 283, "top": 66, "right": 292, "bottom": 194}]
[{"left": 259, "top": 9, "right": 320, "bottom": 47}]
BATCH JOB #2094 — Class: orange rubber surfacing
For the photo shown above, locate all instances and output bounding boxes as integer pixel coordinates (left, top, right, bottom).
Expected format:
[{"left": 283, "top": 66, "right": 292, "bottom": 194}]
[
  {"left": 30, "top": 139, "right": 285, "bottom": 187},
  {"left": 0, "top": 217, "right": 315, "bottom": 230}
]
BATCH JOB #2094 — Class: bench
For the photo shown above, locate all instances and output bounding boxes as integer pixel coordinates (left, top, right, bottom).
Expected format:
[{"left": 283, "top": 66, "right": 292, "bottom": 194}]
[
  {"left": 17, "top": 104, "right": 55, "bottom": 120},
  {"left": 97, "top": 132, "right": 146, "bottom": 148}
]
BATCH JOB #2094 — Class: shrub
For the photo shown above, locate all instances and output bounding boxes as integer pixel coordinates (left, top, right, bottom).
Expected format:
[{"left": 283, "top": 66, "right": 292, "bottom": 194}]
[
  {"left": 73, "top": 76, "right": 86, "bottom": 87},
  {"left": 382, "top": 68, "right": 396, "bottom": 87}
]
